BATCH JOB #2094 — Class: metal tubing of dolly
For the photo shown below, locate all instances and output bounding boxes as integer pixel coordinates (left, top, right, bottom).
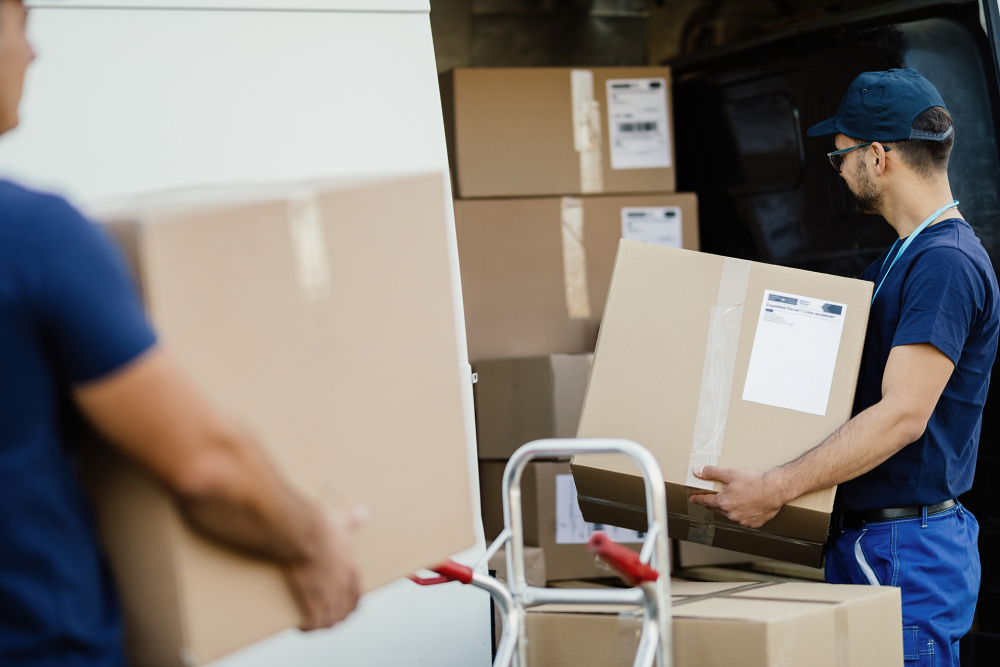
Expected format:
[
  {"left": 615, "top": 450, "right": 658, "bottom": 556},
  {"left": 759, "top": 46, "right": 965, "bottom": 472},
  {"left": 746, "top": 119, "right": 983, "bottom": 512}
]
[
  {"left": 470, "top": 571, "right": 519, "bottom": 667},
  {"left": 520, "top": 585, "right": 645, "bottom": 608},
  {"left": 502, "top": 438, "right": 673, "bottom": 667}
]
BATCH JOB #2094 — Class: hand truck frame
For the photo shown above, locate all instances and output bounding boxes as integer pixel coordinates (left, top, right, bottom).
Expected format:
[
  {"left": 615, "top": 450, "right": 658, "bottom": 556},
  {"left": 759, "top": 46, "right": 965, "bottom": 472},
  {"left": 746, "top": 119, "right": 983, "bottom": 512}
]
[{"left": 411, "top": 438, "right": 673, "bottom": 667}]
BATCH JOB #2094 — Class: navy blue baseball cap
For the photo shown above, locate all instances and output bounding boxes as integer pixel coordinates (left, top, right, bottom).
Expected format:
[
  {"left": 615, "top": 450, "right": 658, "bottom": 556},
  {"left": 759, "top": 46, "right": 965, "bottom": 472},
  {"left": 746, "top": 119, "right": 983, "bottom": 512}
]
[{"left": 807, "top": 68, "right": 952, "bottom": 142}]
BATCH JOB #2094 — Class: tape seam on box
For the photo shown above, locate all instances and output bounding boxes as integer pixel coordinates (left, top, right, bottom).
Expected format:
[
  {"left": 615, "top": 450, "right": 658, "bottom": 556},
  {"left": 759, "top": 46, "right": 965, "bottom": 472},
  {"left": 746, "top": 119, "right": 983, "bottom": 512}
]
[
  {"left": 576, "top": 493, "right": 824, "bottom": 549},
  {"left": 561, "top": 197, "right": 591, "bottom": 319},
  {"left": 685, "top": 497, "right": 716, "bottom": 546},
  {"left": 288, "top": 192, "right": 332, "bottom": 301},
  {"left": 685, "top": 257, "right": 752, "bottom": 489},
  {"left": 570, "top": 69, "right": 604, "bottom": 194}
]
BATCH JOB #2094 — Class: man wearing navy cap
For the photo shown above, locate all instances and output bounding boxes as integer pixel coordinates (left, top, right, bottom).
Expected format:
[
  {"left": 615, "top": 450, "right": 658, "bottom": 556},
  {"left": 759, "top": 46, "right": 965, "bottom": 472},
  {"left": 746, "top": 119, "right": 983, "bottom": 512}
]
[{"left": 690, "top": 68, "right": 999, "bottom": 665}]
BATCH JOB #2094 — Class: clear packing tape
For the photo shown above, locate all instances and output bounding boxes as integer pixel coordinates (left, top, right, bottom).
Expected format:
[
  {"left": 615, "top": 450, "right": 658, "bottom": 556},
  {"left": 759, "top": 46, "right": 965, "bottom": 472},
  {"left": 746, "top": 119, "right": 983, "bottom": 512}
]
[
  {"left": 576, "top": 493, "right": 825, "bottom": 551},
  {"left": 685, "top": 258, "right": 752, "bottom": 492},
  {"left": 288, "top": 191, "right": 332, "bottom": 301},
  {"left": 561, "top": 197, "right": 591, "bottom": 320},
  {"left": 571, "top": 69, "right": 604, "bottom": 194}
]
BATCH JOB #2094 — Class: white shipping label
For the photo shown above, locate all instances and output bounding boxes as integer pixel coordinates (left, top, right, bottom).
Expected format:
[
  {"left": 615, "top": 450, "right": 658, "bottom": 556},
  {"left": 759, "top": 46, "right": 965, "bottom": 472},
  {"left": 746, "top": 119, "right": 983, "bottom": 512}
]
[
  {"left": 606, "top": 78, "right": 672, "bottom": 170},
  {"left": 555, "top": 474, "right": 645, "bottom": 544},
  {"left": 741, "top": 290, "right": 848, "bottom": 416},
  {"left": 621, "top": 206, "right": 683, "bottom": 248}
]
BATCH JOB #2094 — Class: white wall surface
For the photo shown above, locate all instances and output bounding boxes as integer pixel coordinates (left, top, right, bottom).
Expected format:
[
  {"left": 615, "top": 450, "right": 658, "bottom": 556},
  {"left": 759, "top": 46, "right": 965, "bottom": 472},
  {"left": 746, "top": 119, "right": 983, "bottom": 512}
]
[{"left": 2, "top": 4, "right": 490, "bottom": 666}]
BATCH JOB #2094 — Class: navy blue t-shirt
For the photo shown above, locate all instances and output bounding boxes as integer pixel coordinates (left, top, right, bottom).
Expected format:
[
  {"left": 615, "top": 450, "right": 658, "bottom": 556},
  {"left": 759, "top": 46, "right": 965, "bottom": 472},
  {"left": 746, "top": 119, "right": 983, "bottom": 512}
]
[
  {"left": 837, "top": 218, "right": 999, "bottom": 512},
  {"left": 0, "top": 181, "right": 156, "bottom": 665}
]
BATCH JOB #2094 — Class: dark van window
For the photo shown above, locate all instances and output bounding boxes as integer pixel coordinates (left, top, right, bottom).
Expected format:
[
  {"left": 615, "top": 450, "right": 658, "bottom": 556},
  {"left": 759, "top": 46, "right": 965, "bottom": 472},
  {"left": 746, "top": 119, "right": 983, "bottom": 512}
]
[{"left": 724, "top": 93, "right": 803, "bottom": 193}]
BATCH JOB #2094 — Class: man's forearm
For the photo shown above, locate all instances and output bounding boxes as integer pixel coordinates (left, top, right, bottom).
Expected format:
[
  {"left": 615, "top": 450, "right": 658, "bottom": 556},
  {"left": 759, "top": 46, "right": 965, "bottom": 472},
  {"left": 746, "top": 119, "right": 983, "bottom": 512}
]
[
  {"left": 75, "top": 348, "right": 324, "bottom": 566},
  {"left": 170, "top": 420, "right": 324, "bottom": 565},
  {"left": 768, "top": 397, "right": 925, "bottom": 503}
]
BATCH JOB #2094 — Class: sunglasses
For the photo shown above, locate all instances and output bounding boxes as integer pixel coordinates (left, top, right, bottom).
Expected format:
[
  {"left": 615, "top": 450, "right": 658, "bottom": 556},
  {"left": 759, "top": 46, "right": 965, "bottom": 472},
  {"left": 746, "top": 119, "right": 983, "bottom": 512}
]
[{"left": 827, "top": 142, "right": 891, "bottom": 173}]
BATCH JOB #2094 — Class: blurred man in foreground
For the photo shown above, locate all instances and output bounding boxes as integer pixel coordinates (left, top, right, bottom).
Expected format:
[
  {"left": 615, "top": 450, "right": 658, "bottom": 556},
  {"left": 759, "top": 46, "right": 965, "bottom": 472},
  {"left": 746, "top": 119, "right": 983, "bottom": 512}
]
[{"left": 0, "top": 2, "right": 362, "bottom": 664}]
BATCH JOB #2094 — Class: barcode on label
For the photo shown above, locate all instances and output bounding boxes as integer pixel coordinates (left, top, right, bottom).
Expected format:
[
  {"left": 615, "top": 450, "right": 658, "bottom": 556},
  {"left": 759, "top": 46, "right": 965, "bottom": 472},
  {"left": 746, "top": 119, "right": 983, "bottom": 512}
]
[{"left": 618, "top": 121, "right": 657, "bottom": 133}]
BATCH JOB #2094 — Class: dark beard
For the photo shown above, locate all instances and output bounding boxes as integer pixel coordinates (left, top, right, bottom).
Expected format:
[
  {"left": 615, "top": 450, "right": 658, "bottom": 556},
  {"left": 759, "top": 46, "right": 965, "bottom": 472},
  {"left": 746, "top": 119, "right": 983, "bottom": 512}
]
[{"left": 848, "top": 155, "right": 883, "bottom": 215}]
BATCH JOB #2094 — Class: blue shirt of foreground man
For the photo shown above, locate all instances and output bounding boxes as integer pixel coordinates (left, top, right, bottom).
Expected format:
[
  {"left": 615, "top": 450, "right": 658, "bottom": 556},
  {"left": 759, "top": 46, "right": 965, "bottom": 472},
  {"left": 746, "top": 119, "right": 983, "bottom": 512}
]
[
  {"left": 689, "top": 68, "right": 999, "bottom": 667},
  {"left": 0, "top": 2, "right": 362, "bottom": 664}
]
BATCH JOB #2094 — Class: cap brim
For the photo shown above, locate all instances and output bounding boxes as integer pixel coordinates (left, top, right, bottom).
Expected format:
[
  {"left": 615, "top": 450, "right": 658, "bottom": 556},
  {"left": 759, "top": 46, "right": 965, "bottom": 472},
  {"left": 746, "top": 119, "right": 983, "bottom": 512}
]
[{"left": 806, "top": 117, "right": 839, "bottom": 137}]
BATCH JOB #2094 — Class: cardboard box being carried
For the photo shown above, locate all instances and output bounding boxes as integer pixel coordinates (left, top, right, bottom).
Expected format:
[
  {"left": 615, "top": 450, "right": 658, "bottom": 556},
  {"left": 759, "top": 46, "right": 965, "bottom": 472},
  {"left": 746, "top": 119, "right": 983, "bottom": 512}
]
[
  {"left": 480, "top": 461, "right": 643, "bottom": 581},
  {"left": 526, "top": 581, "right": 903, "bottom": 667},
  {"left": 86, "top": 175, "right": 476, "bottom": 666},
  {"left": 441, "top": 67, "right": 676, "bottom": 199},
  {"left": 574, "top": 241, "right": 872, "bottom": 566},
  {"left": 456, "top": 193, "right": 697, "bottom": 362},
  {"left": 474, "top": 353, "right": 592, "bottom": 460}
]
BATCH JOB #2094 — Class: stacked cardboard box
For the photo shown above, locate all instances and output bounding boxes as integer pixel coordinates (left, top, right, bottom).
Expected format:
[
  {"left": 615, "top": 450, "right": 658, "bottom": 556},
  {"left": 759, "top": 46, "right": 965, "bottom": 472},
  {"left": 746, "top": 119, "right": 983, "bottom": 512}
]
[
  {"left": 444, "top": 67, "right": 698, "bottom": 363},
  {"left": 445, "top": 67, "right": 710, "bottom": 581},
  {"left": 85, "top": 175, "right": 476, "bottom": 666},
  {"left": 525, "top": 581, "right": 903, "bottom": 666},
  {"left": 574, "top": 240, "right": 873, "bottom": 566}
]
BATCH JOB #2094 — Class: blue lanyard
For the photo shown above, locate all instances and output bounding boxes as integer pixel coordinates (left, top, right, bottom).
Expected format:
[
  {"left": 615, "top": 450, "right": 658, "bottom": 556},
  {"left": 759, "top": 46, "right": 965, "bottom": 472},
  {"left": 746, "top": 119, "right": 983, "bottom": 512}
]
[{"left": 871, "top": 200, "right": 959, "bottom": 305}]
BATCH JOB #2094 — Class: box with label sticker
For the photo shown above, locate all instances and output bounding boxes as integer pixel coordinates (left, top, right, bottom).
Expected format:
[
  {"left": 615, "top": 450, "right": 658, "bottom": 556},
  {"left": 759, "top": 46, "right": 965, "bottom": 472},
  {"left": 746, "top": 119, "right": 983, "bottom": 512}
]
[
  {"left": 441, "top": 67, "right": 676, "bottom": 198},
  {"left": 573, "top": 240, "right": 873, "bottom": 566},
  {"left": 479, "top": 460, "right": 645, "bottom": 581},
  {"left": 456, "top": 193, "right": 698, "bottom": 362}
]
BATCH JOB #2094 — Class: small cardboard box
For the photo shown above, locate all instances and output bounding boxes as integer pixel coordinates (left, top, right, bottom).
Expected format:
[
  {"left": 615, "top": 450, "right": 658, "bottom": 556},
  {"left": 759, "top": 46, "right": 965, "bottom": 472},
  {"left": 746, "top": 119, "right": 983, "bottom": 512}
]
[
  {"left": 456, "top": 193, "right": 698, "bottom": 362},
  {"left": 473, "top": 353, "right": 592, "bottom": 460},
  {"left": 480, "top": 461, "right": 643, "bottom": 581},
  {"left": 574, "top": 241, "right": 872, "bottom": 566},
  {"left": 441, "top": 67, "right": 676, "bottom": 198},
  {"left": 87, "top": 174, "right": 477, "bottom": 666},
  {"left": 525, "top": 581, "right": 903, "bottom": 667}
]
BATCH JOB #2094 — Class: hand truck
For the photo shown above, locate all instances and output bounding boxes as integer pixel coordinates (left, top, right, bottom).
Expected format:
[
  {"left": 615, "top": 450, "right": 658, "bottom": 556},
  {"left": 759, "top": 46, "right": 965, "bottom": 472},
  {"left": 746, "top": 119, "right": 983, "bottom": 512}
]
[{"left": 410, "top": 438, "right": 673, "bottom": 667}]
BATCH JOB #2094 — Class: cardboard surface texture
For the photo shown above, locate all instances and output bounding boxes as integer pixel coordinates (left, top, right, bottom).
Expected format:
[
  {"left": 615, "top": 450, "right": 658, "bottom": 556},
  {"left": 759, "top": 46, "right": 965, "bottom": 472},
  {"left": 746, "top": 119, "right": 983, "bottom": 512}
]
[
  {"left": 87, "top": 174, "right": 476, "bottom": 666},
  {"left": 574, "top": 241, "right": 872, "bottom": 566},
  {"left": 474, "top": 354, "right": 593, "bottom": 460},
  {"left": 480, "top": 460, "right": 643, "bottom": 581},
  {"left": 442, "top": 67, "right": 676, "bottom": 198},
  {"left": 525, "top": 581, "right": 902, "bottom": 667},
  {"left": 456, "top": 193, "right": 698, "bottom": 362},
  {"left": 489, "top": 545, "right": 547, "bottom": 589}
]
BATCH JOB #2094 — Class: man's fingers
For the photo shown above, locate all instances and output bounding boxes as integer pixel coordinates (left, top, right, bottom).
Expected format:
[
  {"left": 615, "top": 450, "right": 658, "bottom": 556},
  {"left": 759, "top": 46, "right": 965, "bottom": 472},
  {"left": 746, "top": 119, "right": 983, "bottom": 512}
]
[
  {"left": 688, "top": 492, "right": 722, "bottom": 510},
  {"left": 693, "top": 465, "right": 736, "bottom": 483}
]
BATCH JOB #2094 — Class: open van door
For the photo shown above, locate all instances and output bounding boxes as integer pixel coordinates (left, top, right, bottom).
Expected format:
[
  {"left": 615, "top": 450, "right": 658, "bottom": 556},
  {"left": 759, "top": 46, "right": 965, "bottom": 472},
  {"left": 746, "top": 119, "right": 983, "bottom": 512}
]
[{"left": 668, "top": 1, "right": 1000, "bottom": 654}]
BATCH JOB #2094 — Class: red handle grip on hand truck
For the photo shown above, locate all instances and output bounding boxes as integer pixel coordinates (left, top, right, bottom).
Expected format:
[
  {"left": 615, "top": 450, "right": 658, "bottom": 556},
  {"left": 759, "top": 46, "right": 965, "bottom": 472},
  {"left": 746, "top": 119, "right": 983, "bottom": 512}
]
[
  {"left": 587, "top": 531, "right": 659, "bottom": 587},
  {"left": 408, "top": 560, "right": 475, "bottom": 586}
]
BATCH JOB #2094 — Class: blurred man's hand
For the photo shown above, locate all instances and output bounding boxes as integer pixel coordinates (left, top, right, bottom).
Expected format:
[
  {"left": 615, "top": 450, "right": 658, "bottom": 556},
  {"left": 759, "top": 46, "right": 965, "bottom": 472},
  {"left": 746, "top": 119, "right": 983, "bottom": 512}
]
[{"left": 288, "top": 508, "right": 365, "bottom": 630}]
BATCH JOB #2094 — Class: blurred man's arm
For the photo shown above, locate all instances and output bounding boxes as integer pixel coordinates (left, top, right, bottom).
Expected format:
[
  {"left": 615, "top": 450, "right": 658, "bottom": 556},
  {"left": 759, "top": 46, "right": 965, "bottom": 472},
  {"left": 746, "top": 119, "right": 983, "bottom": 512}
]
[
  {"left": 74, "top": 345, "right": 361, "bottom": 630},
  {"left": 689, "top": 342, "right": 954, "bottom": 527}
]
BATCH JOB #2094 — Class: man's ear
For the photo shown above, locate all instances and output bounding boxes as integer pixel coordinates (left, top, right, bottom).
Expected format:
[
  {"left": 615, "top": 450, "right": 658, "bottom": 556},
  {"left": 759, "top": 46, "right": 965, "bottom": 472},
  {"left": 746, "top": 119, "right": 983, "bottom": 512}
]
[{"left": 870, "top": 142, "right": 889, "bottom": 175}]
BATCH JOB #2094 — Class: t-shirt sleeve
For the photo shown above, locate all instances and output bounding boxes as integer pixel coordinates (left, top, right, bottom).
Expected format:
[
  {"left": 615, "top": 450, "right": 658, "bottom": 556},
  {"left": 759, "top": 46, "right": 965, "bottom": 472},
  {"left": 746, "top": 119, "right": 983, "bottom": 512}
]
[
  {"left": 17, "top": 194, "right": 157, "bottom": 383},
  {"left": 892, "top": 247, "right": 984, "bottom": 365}
]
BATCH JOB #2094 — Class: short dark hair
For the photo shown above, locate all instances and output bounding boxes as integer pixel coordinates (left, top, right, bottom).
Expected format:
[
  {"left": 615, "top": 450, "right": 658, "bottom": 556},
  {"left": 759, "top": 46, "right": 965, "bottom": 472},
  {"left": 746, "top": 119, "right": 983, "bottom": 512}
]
[{"left": 888, "top": 106, "right": 954, "bottom": 176}]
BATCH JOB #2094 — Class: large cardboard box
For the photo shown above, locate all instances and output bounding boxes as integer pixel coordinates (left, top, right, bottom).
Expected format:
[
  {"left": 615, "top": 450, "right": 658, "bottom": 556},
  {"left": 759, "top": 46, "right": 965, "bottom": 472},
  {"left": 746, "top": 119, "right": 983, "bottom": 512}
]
[
  {"left": 456, "top": 193, "right": 698, "bottom": 362},
  {"left": 441, "top": 67, "right": 676, "bottom": 198},
  {"left": 525, "top": 581, "right": 903, "bottom": 667},
  {"left": 480, "top": 461, "right": 643, "bottom": 581},
  {"left": 474, "top": 354, "right": 592, "bottom": 460},
  {"left": 574, "top": 241, "right": 872, "bottom": 566},
  {"left": 86, "top": 174, "right": 476, "bottom": 666}
]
